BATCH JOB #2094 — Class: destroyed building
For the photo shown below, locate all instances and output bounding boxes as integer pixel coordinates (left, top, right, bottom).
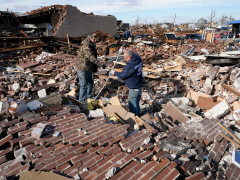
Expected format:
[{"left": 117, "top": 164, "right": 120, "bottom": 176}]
[
  {"left": 0, "top": 5, "right": 117, "bottom": 37},
  {"left": 1, "top": 5, "right": 240, "bottom": 180},
  {"left": 117, "top": 20, "right": 129, "bottom": 31}
]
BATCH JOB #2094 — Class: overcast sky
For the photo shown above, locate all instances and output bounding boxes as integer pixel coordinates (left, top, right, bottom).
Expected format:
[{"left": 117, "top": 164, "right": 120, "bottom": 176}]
[{"left": 0, "top": 0, "right": 239, "bottom": 25}]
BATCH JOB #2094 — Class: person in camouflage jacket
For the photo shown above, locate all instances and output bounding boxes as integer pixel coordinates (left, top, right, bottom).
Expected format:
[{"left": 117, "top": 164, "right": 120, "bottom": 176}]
[
  {"left": 76, "top": 36, "right": 99, "bottom": 72},
  {"left": 76, "top": 34, "right": 100, "bottom": 102}
]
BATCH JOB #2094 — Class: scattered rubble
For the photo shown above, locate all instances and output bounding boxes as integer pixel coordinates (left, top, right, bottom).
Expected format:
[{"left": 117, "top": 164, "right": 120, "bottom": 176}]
[{"left": 1, "top": 7, "right": 240, "bottom": 180}]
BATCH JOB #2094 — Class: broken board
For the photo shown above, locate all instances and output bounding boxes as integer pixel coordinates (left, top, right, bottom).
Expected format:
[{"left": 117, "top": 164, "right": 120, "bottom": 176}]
[
  {"left": 110, "top": 96, "right": 122, "bottom": 106},
  {"left": 125, "top": 112, "right": 139, "bottom": 130},
  {"left": 103, "top": 104, "right": 127, "bottom": 119},
  {"left": 197, "top": 96, "right": 221, "bottom": 110},
  {"left": 20, "top": 170, "right": 72, "bottom": 180},
  {"left": 162, "top": 102, "right": 189, "bottom": 123}
]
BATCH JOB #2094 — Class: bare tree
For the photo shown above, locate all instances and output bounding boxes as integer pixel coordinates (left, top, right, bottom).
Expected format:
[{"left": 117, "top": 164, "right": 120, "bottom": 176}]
[
  {"left": 208, "top": 9, "right": 217, "bottom": 26},
  {"left": 219, "top": 14, "right": 227, "bottom": 25},
  {"left": 136, "top": 15, "right": 141, "bottom": 28},
  {"left": 145, "top": 18, "right": 147, "bottom": 25}
]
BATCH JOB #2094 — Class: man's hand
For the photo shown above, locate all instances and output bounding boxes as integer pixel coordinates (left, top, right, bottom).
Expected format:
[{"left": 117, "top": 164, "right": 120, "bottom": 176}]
[
  {"left": 99, "top": 62, "right": 106, "bottom": 69},
  {"left": 109, "top": 69, "right": 115, "bottom": 76}
]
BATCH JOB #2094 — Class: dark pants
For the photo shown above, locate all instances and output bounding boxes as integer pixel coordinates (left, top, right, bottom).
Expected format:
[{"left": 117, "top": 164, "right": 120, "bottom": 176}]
[
  {"left": 77, "top": 70, "right": 93, "bottom": 102},
  {"left": 129, "top": 87, "right": 142, "bottom": 116}
]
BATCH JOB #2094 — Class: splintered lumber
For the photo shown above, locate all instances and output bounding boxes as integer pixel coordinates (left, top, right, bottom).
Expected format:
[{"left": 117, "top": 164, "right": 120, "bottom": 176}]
[
  {"left": 20, "top": 30, "right": 29, "bottom": 37},
  {"left": 164, "top": 117, "right": 176, "bottom": 127},
  {"left": 114, "top": 68, "right": 160, "bottom": 79},
  {"left": 219, "top": 132, "right": 240, "bottom": 148},
  {"left": 224, "top": 98, "right": 233, "bottom": 115},
  {"left": 6, "top": 70, "right": 51, "bottom": 76},
  {"left": 136, "top": 116, "right": 155, "bottom": 132},
  {"left": 56, "top": 40, "right": 80, "bottom": 48},
  {"left": 161, "top": 119, "right": 173, "bottom": 130},
  {"left": 218, "top": 122, "right": 240, "bottom": 144},
  {"left": 113, "top": 61, "right": 163, "bottom": 74},
  {"left": 222, "top": 83, "right": 240, "bottom": 97},
  {"left": 0, "top": 43, "right": 48, "bottom": 53}
]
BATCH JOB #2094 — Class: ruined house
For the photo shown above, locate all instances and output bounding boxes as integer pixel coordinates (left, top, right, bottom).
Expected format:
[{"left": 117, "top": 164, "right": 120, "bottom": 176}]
[{"left": 0, "top": 5, "right": 117, "bottom": 37}]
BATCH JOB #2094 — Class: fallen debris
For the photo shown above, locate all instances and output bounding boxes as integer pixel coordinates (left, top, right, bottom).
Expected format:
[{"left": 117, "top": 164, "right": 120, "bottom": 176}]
[{"left": 1, "top": 7, "right": 240, "bottom": 180}]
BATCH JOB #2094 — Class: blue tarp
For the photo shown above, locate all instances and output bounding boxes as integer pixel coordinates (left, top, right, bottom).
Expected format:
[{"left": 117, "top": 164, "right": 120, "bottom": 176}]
[{"left": 229, "top": 20, "right": 240, "bottom": 24}]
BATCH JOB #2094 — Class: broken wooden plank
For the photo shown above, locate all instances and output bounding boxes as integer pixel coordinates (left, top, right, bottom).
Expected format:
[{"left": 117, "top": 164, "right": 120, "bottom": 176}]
[
  {"left": 219, "top": 132, "right": 240, "bottom": 148},
  {"left": 110, "top": 96, "right": 121, "bottom": 106},
  {"left": 197, "top": 96, "right": 221, "bottom": 110},
  {"left": 112, "top": 112, "right": 126, "bottom": 125},
  {"left": 113, "top": 61, "right": 163, "bottom": 74},
  {"left": 0, "top": 43, "right": 48, "bottom": 53},
  {"left": 161, "top": 102, "right": 189, "bottom": 123},
  {"left": 222, "top": 83, "right": 240, "bottom": 97},
  {"left": 218, "top": 122, "right": 240, "bottom": 144},
  {"left": 136, "top": 116, "right": 156, "bottom": 133}
]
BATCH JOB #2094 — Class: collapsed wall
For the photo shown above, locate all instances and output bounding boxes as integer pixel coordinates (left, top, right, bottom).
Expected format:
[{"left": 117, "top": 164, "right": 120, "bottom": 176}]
[{"left": 55, "top": 5, "right": 117, "bottom": 37}]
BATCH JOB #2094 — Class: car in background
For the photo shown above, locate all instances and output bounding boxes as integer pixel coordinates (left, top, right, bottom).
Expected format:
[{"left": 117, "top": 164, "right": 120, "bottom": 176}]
[
  {"left": 214, "top": 32, "right": 230, "bottom": 38},
  {"left": 215, "top": 28, "right": 221, "bottom": 31},
  {"left": 214, "top": 34, "right": 221, "bottom": 38},
  {"left": 220, "top": 34, "right": 239, "bottom": 39},
  {"left": 135, "top": 34, "right": 148, "bottom": 38},
  {"left": 185, "top": 34, "right": 203, "bottom": 39},
  {"left": 215, "top": 34, "right": 240, "bottom": 43},
  {"left": 164, "top": 33, "right": 182, "bottom": 40},
  {"left": 221, "top": 27, "right": 229, "bottom": 30}
]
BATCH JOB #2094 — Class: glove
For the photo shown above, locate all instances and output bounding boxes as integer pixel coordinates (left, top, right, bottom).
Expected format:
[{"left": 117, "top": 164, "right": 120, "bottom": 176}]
[
  {"left": 109, "top": 70, "right": 115, "bottom": 76},
  {"left": 119, "top": 46, "right": 125, "bottom": 55},
  {"left": 99, "top": 63, "right": 106, "bottom": 69}
]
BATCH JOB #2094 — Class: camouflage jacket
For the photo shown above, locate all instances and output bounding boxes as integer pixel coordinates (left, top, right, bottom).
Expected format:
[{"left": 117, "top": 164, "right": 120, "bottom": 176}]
[{"left": 76, "top": 38, "right": 99, "bottom": 72}]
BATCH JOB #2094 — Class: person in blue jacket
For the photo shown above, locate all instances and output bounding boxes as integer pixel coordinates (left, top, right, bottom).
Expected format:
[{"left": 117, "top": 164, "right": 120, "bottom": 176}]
[
  {"left": 124, "top": 29, "right": 130, "bottom": 40},
  {"left": 110, "top": 51, "right": 143, "bottom": 116}
]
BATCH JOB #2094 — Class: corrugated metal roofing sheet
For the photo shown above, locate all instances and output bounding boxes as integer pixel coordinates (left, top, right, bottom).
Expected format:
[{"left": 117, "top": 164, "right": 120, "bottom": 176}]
[{"left": 229, "top": 20, "right": 240, "bottom": 24}]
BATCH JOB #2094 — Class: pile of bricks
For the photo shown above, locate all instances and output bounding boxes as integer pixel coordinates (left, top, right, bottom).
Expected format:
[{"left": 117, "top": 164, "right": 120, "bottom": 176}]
[
  {"left": 1, "top": 20, "right": 240, "bottom": 180},
  {"left": 27, "top": 5, "right": 66, "bottom": 15},
  {"left": 0, "top": 106, "right": 240, "bottom": 179}
]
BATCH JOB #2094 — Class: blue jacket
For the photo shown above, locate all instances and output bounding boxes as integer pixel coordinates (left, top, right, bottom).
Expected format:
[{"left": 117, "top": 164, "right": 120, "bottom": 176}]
[
  {"left": 124, "top": 30, "right": 130, "bottom": 38},
  {"left": 115, "top": 52, "right": 143, "bottom": 89}
]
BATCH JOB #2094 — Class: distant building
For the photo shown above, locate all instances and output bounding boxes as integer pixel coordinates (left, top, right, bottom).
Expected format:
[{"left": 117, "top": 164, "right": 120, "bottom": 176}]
[
  {"left": 217, "top": 19, "right": 229, "bottom": 26},
  {"left": 188, "top": 23, "right": 197, "bottom": 29},
  {"left": 179, "top": 23, "right": 188, "bottom": 29},
  {"left": 205, "top": 22, "right": 218, "bottom": 28},
  {"left": 198, "top": 18, "right": 207, "bottom": 27},
  {"left": 161, "top": 23, "right": 173, "bottom": 29},
  {"left": 229, "top": 20, "right": 240, "bottom": 34}
]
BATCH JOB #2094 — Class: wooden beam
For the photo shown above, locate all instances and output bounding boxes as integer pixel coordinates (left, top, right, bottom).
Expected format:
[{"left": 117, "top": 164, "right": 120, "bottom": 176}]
[
  {"left": 218, "top": 122, "right": 240, "bottom": 144},
  {"left": 20, "top": 30, "right": 29, "bottom": 37},
  {"left": 0, "top": 43, "right": 48, "bottom": 53},
  {"left": 114, "top": 68, "right": 161, "bottom": 79},
  {"left": 136, "top": 116, "right": 155, "bottom": 132},
  {"left": 224, "top": 98, "right": 233, "bottom": 115},
  {"left": 6, "top": 70, "right": 51, "bottom": 76},
  {"left": 219, "top": 132, "right": 240, "bottom": 148},
  {"left": 112, "top": 112, "right": 126, "bottom": 125},
  {"left": 222, "top": 83, "right": 240, "bottom": 97},
  {"left": 67, "top": 34, "right": 70, "bottom": 50},
  {"left": 113, "top": 61, "right": 163, "bottom": 74}
]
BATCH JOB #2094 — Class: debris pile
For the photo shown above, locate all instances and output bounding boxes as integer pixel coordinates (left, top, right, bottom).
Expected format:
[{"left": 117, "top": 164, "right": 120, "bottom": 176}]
[{"left": 1, "top": 22, "right": 240, "bottom": 180}]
